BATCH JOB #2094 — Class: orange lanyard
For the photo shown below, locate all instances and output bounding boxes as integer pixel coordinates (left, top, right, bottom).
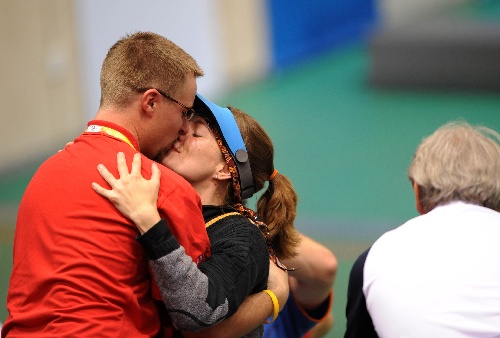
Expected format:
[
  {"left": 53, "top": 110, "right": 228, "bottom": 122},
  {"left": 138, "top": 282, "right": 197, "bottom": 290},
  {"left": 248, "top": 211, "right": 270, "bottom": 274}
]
[
  {"left": 205, "top": 212, "right": 240, "bottom": 228},
  {"left": 86, "top": 125, "right": 136, "bottom": 151}
]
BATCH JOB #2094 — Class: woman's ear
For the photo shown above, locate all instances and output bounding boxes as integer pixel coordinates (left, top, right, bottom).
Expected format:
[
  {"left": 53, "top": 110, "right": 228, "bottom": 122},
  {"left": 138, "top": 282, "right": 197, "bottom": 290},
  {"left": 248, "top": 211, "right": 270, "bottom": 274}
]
[
  {"left": 413, "top": 181, "right": 425, "bottom": 214},
  {"left": 214, "top": 164, "right": 231, "bottom": 181}
]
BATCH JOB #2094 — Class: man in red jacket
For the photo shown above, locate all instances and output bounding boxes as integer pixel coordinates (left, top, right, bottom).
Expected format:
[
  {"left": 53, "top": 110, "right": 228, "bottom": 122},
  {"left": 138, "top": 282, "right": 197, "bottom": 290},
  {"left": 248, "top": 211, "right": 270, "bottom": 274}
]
[{"left": 3, "top": 31, "right": 211, "bottom": 337}]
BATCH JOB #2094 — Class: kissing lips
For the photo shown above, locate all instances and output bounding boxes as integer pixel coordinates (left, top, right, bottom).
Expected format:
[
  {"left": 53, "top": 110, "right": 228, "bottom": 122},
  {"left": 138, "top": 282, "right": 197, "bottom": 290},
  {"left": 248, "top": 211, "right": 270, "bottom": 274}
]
[
  {"left": 154, "top": 139, "right": 181, "bottom": 162},
  {"left": 170, "top": 139, "right": 180, "bottom": 153}
]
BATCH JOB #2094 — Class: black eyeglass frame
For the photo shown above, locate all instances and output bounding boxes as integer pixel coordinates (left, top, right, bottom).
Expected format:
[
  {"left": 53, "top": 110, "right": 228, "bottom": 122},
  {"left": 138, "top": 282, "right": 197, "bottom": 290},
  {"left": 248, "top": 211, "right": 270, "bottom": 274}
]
[{"left": 136, "top": 87, "right": 196, "bottom": 120}]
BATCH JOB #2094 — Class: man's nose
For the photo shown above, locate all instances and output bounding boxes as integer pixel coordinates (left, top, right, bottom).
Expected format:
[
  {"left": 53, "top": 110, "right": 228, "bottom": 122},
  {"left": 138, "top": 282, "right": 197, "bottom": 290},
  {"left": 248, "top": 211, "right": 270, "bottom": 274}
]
[{"left": 179, "top": 117, "right": 189, "bottom": 136}]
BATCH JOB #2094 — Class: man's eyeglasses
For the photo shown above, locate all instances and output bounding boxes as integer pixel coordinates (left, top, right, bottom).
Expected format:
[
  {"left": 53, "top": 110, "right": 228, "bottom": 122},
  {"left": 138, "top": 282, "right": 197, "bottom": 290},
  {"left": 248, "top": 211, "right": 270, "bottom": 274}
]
[{"left": 137, "top": 87, "right": 196, "bottom": 120}]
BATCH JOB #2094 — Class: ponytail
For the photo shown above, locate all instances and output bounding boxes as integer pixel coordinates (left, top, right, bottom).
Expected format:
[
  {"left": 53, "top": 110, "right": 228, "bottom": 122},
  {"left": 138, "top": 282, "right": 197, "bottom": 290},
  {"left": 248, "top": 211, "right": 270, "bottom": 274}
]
[
  {"left": 229, "top": 106, "right": 301, "bottom": 259},
  {"left": 257, "top": 172, "right": 300, "bottom": 259}
]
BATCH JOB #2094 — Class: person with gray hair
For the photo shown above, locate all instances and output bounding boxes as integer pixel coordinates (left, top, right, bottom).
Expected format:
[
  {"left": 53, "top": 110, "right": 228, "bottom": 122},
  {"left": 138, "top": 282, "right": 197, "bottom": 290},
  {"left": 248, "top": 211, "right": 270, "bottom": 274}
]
[{"left": 345, "top": 121, "right": 500, "bottom": 338}]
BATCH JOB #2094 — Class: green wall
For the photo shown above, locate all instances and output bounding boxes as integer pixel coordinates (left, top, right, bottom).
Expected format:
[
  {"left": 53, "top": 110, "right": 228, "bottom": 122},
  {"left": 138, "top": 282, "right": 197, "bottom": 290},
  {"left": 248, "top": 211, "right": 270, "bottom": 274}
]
[
  {"left": 1, "top": 38, "right": 500, "bottom": 338},
  {"left": 219, "top": 43, "right": 500, "bottom": 337}
]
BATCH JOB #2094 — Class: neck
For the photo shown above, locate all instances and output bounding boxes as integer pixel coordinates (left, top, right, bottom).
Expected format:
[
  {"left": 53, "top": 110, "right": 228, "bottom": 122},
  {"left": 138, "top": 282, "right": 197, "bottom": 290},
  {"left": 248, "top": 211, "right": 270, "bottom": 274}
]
[
  {"left": 193, "top": 180, "right": 228, "bottom": 206},
  {"left": 94, "top": 107, "right": 140, "bottom": 144}
]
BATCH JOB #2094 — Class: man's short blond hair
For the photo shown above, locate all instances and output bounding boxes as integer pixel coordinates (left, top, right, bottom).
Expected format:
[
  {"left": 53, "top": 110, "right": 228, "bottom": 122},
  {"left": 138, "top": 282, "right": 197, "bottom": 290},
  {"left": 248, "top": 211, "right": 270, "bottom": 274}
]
[
  {"left": 408, "top": 121, "right": 500, "bottom": 212},
  {"left": 100, "top": 31, "right": 204, "bottom": 108}
]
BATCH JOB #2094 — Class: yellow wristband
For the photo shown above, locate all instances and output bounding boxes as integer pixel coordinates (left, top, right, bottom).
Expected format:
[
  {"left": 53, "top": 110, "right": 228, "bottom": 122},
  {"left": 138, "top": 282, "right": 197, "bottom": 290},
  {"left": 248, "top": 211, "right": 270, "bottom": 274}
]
[{"left": 262, "top": 289, "right": 279, "bottom": 324}]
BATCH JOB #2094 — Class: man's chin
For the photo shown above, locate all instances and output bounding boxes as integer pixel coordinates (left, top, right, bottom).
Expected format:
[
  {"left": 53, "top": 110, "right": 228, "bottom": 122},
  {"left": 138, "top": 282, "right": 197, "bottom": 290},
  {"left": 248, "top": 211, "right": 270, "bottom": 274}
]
[{"left": 153, "top": 148, "right": 169, "bottom": 163}]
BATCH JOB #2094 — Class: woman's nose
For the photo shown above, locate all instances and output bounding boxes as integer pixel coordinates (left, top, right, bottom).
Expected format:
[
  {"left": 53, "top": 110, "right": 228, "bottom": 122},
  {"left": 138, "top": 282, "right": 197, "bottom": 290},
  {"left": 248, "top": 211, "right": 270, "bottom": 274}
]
[{"left": 177, "top": 131, "right": 186, "bottom": 143}]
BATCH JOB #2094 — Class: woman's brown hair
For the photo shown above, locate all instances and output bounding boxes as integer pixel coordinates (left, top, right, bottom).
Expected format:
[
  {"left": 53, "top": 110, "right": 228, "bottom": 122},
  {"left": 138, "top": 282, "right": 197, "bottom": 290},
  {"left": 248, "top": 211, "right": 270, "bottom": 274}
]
[{"left": 229, "top": 107, "right": 300, "bottom": 259}]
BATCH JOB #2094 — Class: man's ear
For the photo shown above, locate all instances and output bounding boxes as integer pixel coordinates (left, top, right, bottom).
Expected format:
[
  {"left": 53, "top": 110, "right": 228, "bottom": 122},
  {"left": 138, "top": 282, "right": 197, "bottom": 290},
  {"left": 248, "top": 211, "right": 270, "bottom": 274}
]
[
  {"left": 140, "top": 90, "right": 159, "bottom": 116},
  {"left": 413, "top": 181, "right": 425, "bottom": 214}
]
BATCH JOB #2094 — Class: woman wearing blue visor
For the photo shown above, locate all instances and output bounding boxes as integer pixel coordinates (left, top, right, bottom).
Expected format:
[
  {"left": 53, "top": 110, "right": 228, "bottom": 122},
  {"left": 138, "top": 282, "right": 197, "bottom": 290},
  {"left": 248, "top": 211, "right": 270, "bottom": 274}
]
[{"left": 92, "top": 94, "right": 301, "bottom": 337}]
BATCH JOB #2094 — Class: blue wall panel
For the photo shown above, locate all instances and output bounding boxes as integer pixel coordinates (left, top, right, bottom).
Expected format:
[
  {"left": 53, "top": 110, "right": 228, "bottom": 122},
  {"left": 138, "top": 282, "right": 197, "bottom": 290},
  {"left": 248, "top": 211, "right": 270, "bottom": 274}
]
[{"left": 267, "top": 0, "right": 378, "bottom": 69}]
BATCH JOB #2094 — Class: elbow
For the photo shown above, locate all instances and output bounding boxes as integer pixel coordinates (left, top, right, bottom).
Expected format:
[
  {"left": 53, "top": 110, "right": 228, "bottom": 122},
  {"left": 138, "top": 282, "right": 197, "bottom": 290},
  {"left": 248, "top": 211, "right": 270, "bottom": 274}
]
[{"left": 318, "top": 251, "right": 338, "bottom": 286}]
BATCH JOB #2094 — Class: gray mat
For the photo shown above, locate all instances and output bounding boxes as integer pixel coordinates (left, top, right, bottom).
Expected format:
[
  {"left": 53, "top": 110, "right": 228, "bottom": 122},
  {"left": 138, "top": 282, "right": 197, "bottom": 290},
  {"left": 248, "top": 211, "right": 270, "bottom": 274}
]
[{"left": 369, "top": 17, "right": 500, "bottom": 90}]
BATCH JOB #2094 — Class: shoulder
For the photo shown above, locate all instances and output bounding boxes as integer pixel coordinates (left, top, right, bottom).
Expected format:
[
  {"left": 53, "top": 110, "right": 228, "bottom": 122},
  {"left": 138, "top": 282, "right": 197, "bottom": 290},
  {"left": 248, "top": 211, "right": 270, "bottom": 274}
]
[
  {"left": 367, "top": 214, "right": 425, "bottom": 255},
  {"left": 351, "top": 248, "right": 371, "bottom": 277},
  {"left": 209, "top": 214, "right": 265, "bottom": 242},
  {"left": 140, "top": 157, "right": 200, "bottom": 205},
  {"left": 347, "top": 247, "right": 371, "bottom": 296},
  {"left": 208, "top": 214, "right": 268, "bottom": 258},
  {"left": 156, "top": 160, "right": 197, "bottom": 192}
]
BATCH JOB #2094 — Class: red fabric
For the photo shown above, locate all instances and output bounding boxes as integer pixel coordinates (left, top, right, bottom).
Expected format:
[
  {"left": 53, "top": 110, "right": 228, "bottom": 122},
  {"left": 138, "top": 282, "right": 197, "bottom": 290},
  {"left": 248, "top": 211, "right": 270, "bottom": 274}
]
[{"left": 3, "top": 120, "right": 210, "bottom": 338}]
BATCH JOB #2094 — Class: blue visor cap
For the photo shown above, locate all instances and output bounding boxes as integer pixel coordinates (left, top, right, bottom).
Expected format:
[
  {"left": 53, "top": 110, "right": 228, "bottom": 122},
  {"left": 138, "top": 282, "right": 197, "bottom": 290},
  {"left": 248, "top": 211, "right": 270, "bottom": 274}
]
[{"left": 194, "top": 93, "right": 255, "bottom": 200}]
